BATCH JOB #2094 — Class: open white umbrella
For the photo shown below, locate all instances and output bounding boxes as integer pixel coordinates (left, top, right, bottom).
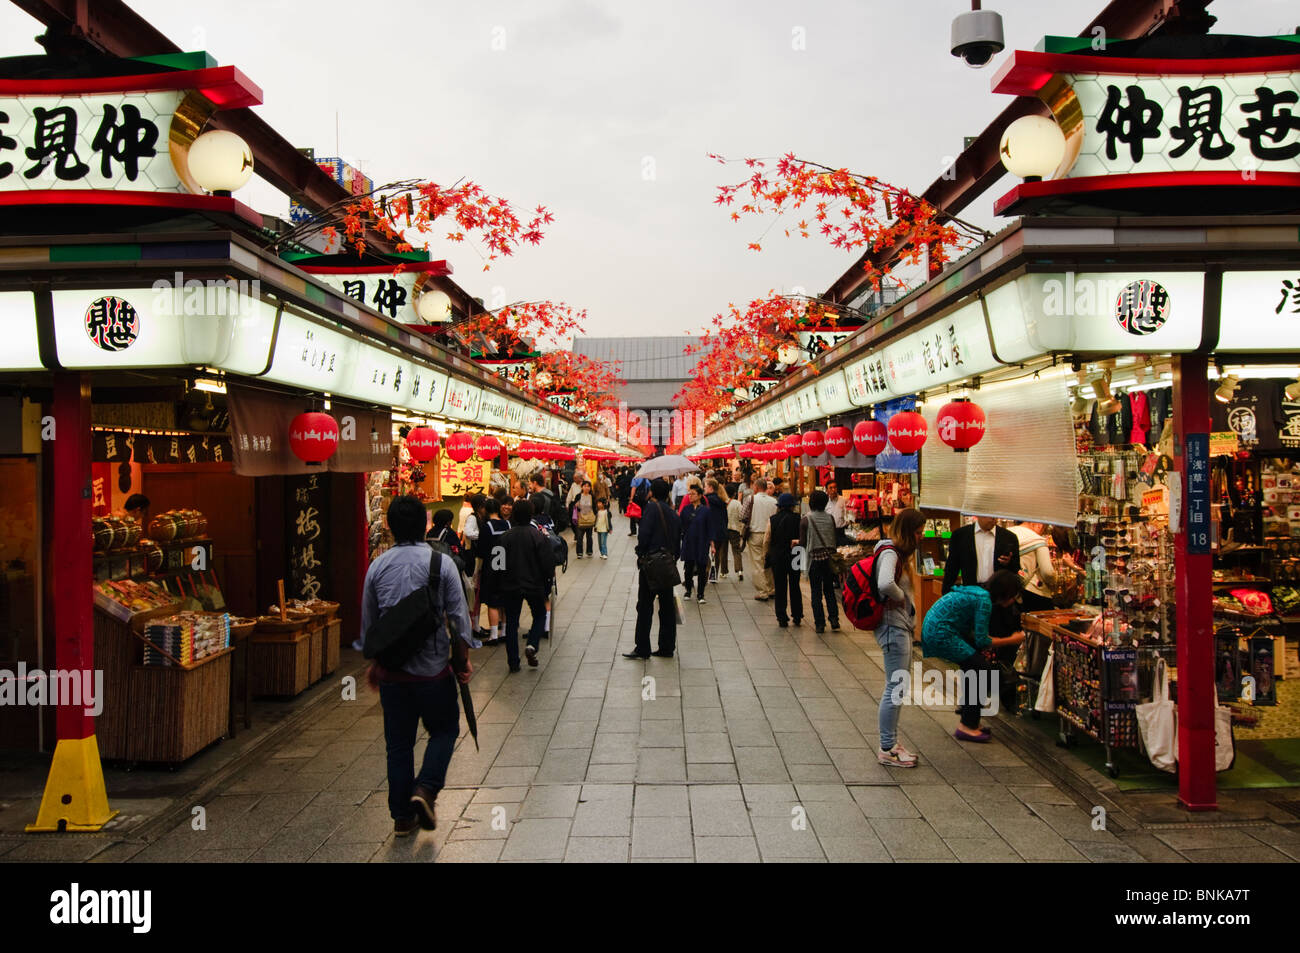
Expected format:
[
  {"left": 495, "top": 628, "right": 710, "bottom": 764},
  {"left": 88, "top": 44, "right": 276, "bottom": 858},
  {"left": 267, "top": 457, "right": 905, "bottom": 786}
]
[{"left": 633, "top": 455, "right": 700, "bottom": 481}]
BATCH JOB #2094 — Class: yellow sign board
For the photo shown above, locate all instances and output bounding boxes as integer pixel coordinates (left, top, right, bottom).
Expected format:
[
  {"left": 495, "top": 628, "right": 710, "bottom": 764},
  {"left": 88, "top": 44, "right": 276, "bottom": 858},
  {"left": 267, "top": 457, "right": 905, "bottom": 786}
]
[
  {"left": 1209, "top": 431, "right": 1239, "bottom": 457},
  {"left": 438, "top": 458, "right": 493, "bottom": 497}
]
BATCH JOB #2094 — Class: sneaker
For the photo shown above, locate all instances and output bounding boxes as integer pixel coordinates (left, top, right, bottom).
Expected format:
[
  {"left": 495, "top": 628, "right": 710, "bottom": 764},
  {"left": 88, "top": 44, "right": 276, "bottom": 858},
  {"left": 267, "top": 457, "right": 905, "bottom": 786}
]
[
  {"left": 509, "top": 663, "right": 521, "bottom": 673},
  {"left": 601, "top": 554, "right": 608, "bottom": 559},
  {"left": 877, "top": 745, "right": 918, "bottom": 768},
  {"left": 393, "top": 815, "right": 419, "bottom": 837},
  {"left": 738, "top": 573, "right": 744, "bottom": 581},
  {"left": 410, "top": 785, "right": 437, "bottom": 830},
  {"left": 684, "top": 590, "right": 693, "bottom": 600},
  {"left": 719, "top": 572, "right": 729, "bottom": 579},
  {"left": 830, "top": 621, "right": 841, "bottom": 631},
  {"left": 697, "top": 596, "right": 706, "bottom": 605},
  {"left": 525, "top": 645, "right": 538, "bottom": 667}
]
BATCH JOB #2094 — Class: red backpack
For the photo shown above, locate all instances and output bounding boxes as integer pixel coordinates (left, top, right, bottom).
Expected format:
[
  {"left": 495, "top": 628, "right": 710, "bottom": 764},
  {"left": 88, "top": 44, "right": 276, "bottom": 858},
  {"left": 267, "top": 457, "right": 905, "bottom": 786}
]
[{"left": 842, "top": 543, "right": 898, "bottom": 631}]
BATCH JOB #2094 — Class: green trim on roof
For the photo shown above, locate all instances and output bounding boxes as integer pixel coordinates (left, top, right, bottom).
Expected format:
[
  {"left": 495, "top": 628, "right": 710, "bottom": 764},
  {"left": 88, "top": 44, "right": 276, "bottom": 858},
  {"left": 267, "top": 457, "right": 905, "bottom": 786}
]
[
  {"left": 130, "top": 51, "right": 219, "bottom": 70},
  {"left": 50, "top": 244, "right": 141, "bottom": 263}
]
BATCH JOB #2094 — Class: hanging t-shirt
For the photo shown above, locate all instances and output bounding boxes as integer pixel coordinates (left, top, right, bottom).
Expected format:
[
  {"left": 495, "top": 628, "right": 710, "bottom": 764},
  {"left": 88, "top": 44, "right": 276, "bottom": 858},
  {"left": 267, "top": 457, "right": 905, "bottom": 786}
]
[
  {"left": 1129, "top": 391, "right": 1150, "bottom": 445},
  {"left": 1147, "top": 387, "right": 1173, "bottom": 441},
  {"left": 1211, "top": 379, "right": 1282, "bottom": 451},
  {"left": 1278, "top": 392, "right": 1300, "bottom": 450}
]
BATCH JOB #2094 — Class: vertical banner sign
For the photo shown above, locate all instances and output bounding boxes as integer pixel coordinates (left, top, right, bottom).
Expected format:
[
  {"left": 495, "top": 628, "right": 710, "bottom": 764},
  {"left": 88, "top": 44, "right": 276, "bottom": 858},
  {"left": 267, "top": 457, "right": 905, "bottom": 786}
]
[
  {"left": 287, "top": 473, "right": 330, "bottom": 601},
  {"left": 1185, "top": 433, "right": 1211, "bottom": 554},
  {"left": 873, "top": 397, "right": 919, "bottom": 475}
]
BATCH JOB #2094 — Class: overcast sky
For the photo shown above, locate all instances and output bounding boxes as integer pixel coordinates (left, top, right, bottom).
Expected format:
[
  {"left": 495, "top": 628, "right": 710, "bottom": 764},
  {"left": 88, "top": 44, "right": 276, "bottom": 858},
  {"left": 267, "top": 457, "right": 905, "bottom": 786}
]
[{"left": 1, "top": 0, "right": 1293, "bottom": 339}]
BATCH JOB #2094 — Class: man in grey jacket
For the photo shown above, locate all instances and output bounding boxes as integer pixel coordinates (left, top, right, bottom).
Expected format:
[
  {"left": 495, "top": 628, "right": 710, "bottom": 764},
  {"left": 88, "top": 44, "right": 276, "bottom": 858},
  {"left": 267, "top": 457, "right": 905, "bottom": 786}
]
[{"left": 362, "top": 495, "right": 479, "bottom": 836}]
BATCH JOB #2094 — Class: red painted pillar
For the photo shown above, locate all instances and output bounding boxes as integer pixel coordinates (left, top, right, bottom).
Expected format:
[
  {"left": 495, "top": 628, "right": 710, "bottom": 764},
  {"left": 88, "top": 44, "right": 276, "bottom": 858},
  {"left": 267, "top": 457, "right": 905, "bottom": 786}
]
[
  {"left": 52, "top": 372, "right": 95, "bottom": 742},
  {"left": 1172, "top": 354, "right": 1216, "bottom": 811}
]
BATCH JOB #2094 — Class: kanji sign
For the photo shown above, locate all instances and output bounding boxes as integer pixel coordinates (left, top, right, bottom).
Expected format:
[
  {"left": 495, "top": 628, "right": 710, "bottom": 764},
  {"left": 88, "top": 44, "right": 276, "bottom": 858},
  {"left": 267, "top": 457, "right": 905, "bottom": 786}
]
[
  {"left": 1184, "top": 433, "right": 1212, "bottom": 554},
  {"left": 84, "top": 295, "right": 139, "bottom": 352},
  {"left": 437, "top": 457, "right": 492, "bottom": 497},
  {"left": 286, "top": 473, "right": 330, "bottom": 600}
]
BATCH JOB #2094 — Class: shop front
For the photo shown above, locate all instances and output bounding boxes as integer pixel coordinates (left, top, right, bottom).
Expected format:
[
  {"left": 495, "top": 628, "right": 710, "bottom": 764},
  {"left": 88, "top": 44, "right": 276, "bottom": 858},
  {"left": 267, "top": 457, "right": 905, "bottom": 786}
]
[{"left": 689, "top": 211, "right": 1300, "bottom": 809}]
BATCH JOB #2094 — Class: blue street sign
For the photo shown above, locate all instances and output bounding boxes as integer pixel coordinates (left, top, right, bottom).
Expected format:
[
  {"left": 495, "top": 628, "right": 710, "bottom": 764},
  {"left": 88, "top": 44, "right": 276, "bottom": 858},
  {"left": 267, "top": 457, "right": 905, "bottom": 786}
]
[{"left": 1185, "top": 433, "right": 1211, "bottom": 554}]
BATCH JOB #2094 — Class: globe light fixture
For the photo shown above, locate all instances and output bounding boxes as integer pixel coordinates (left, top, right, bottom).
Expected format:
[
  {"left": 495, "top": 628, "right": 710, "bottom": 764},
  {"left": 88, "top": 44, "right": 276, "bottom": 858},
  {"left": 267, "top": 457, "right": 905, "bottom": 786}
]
[
  {"left": 416, "top": 289, "right": 453, "bottom": 323},
  {"left": 777, "top": 344, "right": 801, "bottom": 366},
  {"left": 998, "top": 115, "right": 1066, "bottom": 182},
  {"left": 534, "top": 371, "right": 553, "bottom": 389},
  {"left": 187, "top": 129, "right": 254, "bottom": 195}
]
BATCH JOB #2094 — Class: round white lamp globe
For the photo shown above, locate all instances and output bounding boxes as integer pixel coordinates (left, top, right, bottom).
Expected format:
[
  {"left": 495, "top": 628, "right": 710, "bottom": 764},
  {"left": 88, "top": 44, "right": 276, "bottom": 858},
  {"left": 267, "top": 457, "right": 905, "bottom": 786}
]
[
  {"left": 534, "top": 371, "right": 553, "bottom": 389},
  {"left": 777, "top": 344, "right": 801, "bottom": 366},
  {"left": 416, "top": 289, "right": 452, "bottom": 323},
  {"left": 188, "top": 129, "right": 254, "bottom": 194},
  {"left": 998, "top": 115, "right": 1066, "bottom": 181}
]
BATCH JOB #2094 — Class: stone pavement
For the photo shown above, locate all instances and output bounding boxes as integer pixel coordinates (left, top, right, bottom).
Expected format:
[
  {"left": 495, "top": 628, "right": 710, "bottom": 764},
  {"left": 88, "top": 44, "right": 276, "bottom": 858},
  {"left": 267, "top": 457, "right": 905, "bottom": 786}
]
[{"left": 6, "top": 522, "right": 1300, "bottom": 863}]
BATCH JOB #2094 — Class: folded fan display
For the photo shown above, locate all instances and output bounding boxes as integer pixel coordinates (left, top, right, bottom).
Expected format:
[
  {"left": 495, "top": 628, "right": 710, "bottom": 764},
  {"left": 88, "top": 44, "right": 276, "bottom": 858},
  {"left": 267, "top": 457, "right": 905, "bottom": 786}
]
[{"left": 143, "top": 612, "right": 231, "bottom": 667}]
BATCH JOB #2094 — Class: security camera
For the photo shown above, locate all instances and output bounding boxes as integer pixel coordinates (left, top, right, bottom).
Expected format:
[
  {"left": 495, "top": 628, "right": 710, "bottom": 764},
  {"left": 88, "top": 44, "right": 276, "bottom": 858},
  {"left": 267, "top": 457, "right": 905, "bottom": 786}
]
[{"left": 951, "top": 7, "right": 1004, "bottom": 69}]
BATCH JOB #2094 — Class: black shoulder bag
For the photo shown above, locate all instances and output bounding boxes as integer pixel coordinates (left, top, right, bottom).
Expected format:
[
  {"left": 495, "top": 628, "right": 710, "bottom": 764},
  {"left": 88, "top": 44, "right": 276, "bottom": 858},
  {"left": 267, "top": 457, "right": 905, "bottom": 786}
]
[
  {"left": 362, "top": 549, "right": 444, "bottom": 670},
  {"left": 639, "top": 501, "right": 682, "bottom": 591}
]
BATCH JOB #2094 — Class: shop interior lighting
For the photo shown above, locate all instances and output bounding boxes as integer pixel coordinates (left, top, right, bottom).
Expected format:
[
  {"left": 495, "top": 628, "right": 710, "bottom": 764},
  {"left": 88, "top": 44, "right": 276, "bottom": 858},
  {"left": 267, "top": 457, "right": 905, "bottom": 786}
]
[
  {"left": 1287, "top": 378, "right": 1300, "bottom": 402},
  {"left": 1214, "top": 374, "right": 1240, "bottom": 404},
  {"left": 192, "top": 377, "right": 226, "bottom": 394},
  {"left": 1069, "top": 387, "right": 1089, "bottom": 416}
]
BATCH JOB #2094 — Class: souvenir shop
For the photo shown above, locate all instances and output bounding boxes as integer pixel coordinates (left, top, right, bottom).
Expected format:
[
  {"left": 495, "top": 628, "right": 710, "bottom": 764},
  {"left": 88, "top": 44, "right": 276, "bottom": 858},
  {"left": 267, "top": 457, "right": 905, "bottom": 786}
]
[{"left": 687, "top": 212, "right": 1300, "bottom": 804}]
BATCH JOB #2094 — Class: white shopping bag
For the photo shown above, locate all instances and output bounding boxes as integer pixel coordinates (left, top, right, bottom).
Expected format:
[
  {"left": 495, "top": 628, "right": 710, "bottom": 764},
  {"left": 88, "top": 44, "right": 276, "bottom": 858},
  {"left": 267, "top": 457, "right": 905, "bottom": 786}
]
[
  {"left": 1033, "top": 644, "right": 1056, "bottom": 713},
  {"left": 1137, "top": 658, "right": 1177, "bottom": 773}
]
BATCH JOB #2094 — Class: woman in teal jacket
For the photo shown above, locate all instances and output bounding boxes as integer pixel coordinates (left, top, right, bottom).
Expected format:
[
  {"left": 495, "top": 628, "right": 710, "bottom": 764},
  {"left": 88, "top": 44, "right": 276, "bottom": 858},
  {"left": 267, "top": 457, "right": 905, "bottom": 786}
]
[{"left": 921, "top": 570, "right": 1023, "bottom": 742}]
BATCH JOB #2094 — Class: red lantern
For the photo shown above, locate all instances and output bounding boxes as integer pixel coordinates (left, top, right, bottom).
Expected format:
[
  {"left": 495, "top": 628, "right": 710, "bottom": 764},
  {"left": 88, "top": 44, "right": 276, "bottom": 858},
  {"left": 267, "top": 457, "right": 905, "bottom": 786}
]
[
  {"left": 406, "top": 426, "right": 440, "bottom": 463},
  {"left": 475, "top": 433, "right": 502, "bottom": 461},
  {"left": 801, "top": 430, "right": 825, "bottom": 457},
  {"left": 887, "top": 410, "right": 928, "bottom": 454},
  {"left": 937, "top": 399, "right": 986, "bottom": 452},
  {"left": 445, "top": 432, "right": 474, "bottom": 463},
  {"left": 783, "top": 433, "right": 802, "bottom": 458},
  {"left": 289, "top": 412, "right": 339, "bottom": 465},
  {"left": 853, "top": 419, "right": 888, "bottom": 456},
  {"left": 824, "top": 426, "right": 852, "bottom": 457}
]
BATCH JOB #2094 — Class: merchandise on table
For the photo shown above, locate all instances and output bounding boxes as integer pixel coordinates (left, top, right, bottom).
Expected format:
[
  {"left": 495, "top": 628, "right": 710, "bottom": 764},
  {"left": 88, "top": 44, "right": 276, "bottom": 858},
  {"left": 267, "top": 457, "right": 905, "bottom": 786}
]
[{"left": 142, "top": 611, "right": 231, "bottom": 667}]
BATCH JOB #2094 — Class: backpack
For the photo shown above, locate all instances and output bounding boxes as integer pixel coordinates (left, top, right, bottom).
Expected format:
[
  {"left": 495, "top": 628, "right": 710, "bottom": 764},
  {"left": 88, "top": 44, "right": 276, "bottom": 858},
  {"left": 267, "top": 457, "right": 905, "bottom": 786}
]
[
  {"left": 842, "top": 543, "right": 898, "bottom": 632},
  {"left": 533, "top": 519, "right": 569, "bottom": 573},
  {"left": 549, "top": 491, "right": 571, "bottom": 532}
]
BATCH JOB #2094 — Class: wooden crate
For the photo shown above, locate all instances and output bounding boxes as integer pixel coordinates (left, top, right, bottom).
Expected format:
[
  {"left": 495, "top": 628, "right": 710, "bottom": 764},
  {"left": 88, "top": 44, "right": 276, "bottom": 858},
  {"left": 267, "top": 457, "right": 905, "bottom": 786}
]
[
  {"left": 94, "top": 609, "right": 232, "bottom": 763},
  {"left": 248, "top": 630, "right": 312, "bottom": 697},
  {"left": 322, "top": 619, "right": 341, "bottom": 677}
]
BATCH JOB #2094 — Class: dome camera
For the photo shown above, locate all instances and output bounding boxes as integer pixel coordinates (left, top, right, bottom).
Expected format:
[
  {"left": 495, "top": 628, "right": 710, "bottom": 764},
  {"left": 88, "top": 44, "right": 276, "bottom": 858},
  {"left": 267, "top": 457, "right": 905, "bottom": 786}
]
[{"left": 951, "top": 7, "right": 1004, "bottom": 69}]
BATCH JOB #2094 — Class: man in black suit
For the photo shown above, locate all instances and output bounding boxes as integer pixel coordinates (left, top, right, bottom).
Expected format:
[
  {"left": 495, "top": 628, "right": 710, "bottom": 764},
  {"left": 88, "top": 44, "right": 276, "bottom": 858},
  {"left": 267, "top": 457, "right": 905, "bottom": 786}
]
[
  {"left": 623, "top": 478, "right": 682, "bottom": 660},
  {"left": 942, "top": 516, "right": 1019, "bottom": 593}
]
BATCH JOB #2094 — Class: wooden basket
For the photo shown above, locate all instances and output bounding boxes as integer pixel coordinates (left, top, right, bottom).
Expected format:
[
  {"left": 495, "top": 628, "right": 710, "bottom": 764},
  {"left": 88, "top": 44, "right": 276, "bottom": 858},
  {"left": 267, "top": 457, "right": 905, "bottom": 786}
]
[
  {"left": 254, "top": 615, "right": 308, "bottom": 635},
  {"left": 248, "top": 630, "right": 312, "bottom": 697}
]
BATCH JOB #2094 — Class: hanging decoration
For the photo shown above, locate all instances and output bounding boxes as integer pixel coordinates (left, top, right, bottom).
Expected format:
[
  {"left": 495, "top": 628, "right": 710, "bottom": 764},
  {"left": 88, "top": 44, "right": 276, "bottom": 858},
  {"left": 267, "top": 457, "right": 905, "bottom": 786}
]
[
  {"left": 824, "top": 425, "right": 852, "bottom": 457},
  {"left": 801, "top": 430, "right": 825, "bottom": 457},
  {"left": 852, "top": 419, "right": 888, "bottom": 456},
  {"left": 475, "top": 433, "right": 502, "bottom": 461},
  {"left": 936, "top": 398, "right": 987, "bottom": 452},
  {"left": 783, "top": 433, "right": 803, "bottom": 458},
  {"left": 406, "top": 426, "right": 440, "bottom": 463},
  {"left": 445, "top": 432, "right": 475, "bottom": 463},
  {"left": 886, "top": 410, "right": 928, "bottom": 454},
  {"left": 288, "top": 412, "right": 340, "bottom": 465}
]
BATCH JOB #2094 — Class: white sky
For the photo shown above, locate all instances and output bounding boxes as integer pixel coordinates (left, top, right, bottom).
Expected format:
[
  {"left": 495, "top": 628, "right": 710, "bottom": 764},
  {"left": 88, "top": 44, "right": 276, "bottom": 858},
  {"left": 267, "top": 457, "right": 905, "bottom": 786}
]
[{"left": 0, "top": 0, "right": 1294, "bottom": 339}]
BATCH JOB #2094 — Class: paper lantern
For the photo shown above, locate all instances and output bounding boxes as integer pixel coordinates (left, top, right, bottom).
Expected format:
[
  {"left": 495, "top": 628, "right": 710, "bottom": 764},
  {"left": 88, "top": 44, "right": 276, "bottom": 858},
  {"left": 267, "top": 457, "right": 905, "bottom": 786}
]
[
  {"left": 783, "top": 433, "right": 802, "bottom": 458},
  {"left": 937, "top": 398, "right": 986, "bottom": 452},
  {"left": 801, "top": 430, "right": 825, "bottom": 457},
  {"left": 444, "top": 432, "right": 474, "bottom": 463},
  {"left": 289, "top": 412, "right": 339, "bottom": 464},
  {"left": 475, "top": 433, "right": 502, "bottom": 461},
  {"left": 824, "top": 426, "right": 852, "bottom": 457},
  {"left": 853, "top": 419, "right": 887, "bottom": 456},
  {"left": 406, "top": 426, "right": 439, "bottom": 463},
  {"left": 887, "top": 410, "right": 928, "bottom": 454}
]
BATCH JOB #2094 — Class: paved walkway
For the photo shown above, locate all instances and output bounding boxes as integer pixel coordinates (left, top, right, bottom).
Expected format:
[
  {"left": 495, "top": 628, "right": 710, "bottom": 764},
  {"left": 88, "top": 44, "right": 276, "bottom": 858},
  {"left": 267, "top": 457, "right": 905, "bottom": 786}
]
[{"left": 12, "top": 522, "right": 1300, "bottom": 863}]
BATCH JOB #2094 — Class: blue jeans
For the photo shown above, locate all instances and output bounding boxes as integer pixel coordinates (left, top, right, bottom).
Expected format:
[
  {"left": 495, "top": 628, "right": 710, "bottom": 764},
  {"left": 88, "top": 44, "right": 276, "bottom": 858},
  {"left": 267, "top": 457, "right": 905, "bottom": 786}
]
[
  {"left": 876, "top": 624, "right": 911, "bottom": 751},
  {"left": 378, "top": 676, "right": 460, "bottom": 821},
  {"left": 597, "top": 531, "right": 608, "bottom": 556},
  {"left": 504, "top": 588, "right": 548, "bottom": 667}
]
